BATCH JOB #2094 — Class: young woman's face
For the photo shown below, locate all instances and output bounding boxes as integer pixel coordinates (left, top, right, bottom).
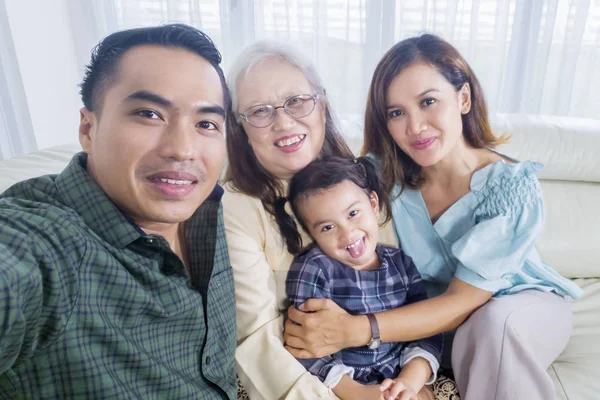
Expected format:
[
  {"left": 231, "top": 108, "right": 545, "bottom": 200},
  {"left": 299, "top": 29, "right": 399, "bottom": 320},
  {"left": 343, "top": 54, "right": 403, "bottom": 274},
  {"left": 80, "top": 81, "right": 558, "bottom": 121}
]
[
  {"left": 236, "top": 59, "right": 327, "bottom": 180},
  {"left": 385, "top": 62, "right": 471, "bottom": 167},
  {"left": 297, "top": 180, "right": 381, "bottom": 271}
]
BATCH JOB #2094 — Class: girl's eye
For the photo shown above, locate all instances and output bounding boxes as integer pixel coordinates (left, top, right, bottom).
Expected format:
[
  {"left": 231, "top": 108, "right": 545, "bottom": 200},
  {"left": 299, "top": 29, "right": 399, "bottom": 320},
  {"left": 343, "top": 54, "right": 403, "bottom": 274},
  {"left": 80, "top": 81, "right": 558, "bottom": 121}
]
[
  {"left": 135, "top": 109, "right": 161, "bottom": 119},
  {"left": 349, "top": 210, "right": 358, "bottom": 218},
  {"left": 422, "top": 98, "right": 436, "bottom": 107},
  {"left": 387, "top": 109, "right": 403, "bottom": 119},
  {"left": 198, "top": 121, "right": 218, "bottom": 131},
  {"left": 321, "top": 224, "right": 335, "bottom": 232}
]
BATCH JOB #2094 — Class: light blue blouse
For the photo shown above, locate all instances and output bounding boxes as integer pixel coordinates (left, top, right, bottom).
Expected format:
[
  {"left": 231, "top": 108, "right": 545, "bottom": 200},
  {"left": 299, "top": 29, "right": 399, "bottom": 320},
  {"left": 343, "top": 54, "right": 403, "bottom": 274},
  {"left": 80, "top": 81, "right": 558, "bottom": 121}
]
[{"left": 391, "top": 158, "right": 583, "bottom": 299}]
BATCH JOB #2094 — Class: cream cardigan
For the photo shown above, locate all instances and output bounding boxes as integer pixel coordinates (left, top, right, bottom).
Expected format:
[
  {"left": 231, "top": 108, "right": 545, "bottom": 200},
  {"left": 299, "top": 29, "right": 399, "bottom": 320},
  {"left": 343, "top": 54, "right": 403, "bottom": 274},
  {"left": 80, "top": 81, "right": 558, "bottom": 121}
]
[{"left": 222, "top": 181, "right": 398, "bottom": 400}]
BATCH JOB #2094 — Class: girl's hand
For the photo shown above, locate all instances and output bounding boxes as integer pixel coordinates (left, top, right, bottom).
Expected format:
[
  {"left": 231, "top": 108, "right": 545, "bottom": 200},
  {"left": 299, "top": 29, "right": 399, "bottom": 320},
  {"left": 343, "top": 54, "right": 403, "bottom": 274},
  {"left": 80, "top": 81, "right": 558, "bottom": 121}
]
[
  {"left": 284, "top": 299, "right": 369, "bottom": 358},
  {"left": 379, "top": 378, "right": 419, "bottom": 400}
]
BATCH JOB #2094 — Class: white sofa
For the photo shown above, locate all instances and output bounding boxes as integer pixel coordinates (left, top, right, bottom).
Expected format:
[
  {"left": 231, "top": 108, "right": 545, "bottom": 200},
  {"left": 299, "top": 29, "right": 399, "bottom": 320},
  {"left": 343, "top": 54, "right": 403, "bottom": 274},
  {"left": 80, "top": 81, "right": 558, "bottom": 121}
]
[{"left": 1, "top": 114, "right": 599, "bottom": 400}]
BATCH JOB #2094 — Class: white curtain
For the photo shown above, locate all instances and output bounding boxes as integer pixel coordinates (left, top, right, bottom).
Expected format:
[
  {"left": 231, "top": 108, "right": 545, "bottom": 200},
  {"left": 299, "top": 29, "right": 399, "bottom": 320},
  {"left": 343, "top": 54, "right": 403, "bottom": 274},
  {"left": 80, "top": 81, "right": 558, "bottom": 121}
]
[
  {"left": 78, "top": 0, "right": 599, "bottom": 124},
  {"left": 2, "top": 0, "right": 598, "bottom": 159},
  {"left": 0, "top": 0, "right": 36, "bottom": 160}
]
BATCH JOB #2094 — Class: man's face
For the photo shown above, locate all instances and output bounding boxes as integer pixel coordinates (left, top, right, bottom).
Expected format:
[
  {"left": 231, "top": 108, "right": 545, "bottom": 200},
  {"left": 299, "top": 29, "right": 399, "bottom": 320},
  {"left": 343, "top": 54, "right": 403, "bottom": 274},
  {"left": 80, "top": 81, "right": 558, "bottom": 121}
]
[{"left": 79, "top": 45, "right": 226, "bottom": 230}]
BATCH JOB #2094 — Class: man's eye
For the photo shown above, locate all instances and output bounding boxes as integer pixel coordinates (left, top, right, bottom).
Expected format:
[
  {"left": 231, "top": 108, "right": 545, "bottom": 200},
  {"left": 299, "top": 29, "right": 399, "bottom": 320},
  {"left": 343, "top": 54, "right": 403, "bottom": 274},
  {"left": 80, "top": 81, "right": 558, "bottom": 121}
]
[
  {"left": 198, "top": 121, "right": 218, "bottom": 130},
  {"left": 135, "top": 109, "right": 161, "bottom": 119}
]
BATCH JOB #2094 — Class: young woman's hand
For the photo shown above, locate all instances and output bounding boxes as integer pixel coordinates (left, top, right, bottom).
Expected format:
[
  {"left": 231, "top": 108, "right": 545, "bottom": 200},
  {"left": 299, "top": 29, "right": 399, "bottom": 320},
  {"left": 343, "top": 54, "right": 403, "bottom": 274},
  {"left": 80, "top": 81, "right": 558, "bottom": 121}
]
[{"left": 283, "top": 298, "right": 369, "bottom": 358}]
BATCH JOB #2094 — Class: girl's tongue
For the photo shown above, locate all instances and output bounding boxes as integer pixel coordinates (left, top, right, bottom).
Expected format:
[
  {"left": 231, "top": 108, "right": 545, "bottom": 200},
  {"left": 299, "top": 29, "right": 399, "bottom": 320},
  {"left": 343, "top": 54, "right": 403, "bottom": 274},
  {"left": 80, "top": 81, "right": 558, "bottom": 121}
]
[{"left": 347, "top": 237, "right": 366, "bottom": 258}]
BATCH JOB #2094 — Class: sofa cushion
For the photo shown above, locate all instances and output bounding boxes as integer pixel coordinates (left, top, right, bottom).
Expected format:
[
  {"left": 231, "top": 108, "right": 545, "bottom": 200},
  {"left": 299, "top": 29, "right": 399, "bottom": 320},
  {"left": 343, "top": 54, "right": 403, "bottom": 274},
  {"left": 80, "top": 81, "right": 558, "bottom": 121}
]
[
  {"left": 550, "top": 278, "right": 600, "bottom": 399},
  {"left": 538, "top": 181, "right": 600, "bottom": 279}
]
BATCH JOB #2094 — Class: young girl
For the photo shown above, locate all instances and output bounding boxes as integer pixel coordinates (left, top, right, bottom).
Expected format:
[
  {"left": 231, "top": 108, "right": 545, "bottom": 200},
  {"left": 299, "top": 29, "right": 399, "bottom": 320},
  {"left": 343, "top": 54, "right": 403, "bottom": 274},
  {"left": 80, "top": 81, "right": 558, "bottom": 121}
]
[{"left": 275, "top": 156, "right": 443, "bottom": 400}]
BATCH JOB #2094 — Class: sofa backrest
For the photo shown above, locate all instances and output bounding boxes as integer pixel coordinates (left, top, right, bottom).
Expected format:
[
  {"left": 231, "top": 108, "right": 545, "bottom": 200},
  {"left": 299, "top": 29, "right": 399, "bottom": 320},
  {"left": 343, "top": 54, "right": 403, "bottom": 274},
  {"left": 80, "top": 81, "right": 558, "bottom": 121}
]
[{"left": 0, "top": 144, "right": 81, "bottom": 192}]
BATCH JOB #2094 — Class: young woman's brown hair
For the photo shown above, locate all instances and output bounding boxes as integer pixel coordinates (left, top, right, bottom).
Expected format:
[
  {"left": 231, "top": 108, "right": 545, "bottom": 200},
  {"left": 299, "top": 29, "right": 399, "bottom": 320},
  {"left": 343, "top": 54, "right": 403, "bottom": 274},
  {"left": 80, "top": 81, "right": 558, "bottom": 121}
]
[{"left": 362, "top": 33, "right": 508, "bottom": 194}]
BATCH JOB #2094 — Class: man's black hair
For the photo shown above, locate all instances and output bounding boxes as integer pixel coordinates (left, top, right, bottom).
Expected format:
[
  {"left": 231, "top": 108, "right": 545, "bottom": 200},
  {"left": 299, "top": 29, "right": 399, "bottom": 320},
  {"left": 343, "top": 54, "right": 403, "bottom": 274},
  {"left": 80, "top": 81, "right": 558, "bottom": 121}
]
[{"left": 79, "top": 24, "right": 230, "bottom": 113}]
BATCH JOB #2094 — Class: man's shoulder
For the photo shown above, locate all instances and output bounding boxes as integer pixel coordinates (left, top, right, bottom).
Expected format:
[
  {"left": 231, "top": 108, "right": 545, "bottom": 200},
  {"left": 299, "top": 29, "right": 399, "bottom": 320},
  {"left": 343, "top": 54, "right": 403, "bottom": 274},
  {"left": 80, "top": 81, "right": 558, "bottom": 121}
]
[
  {"left": 0, "top": 177, "right": 85, "bottom": 311},
  {"left": 0, "top": 175, "right": 87, "bottom": 252},
  {"left": 1, "top": 173, "right": 60, "bottom": 203},
  {"left": 1, "top": 175, "right": 68, "bottom": 227}
]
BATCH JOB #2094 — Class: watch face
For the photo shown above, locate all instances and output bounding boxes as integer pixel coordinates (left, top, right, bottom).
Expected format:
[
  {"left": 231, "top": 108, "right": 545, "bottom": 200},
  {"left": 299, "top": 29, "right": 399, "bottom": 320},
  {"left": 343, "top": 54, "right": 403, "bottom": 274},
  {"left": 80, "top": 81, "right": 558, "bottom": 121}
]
[{"left": 368, "top": 338, "right": 381, "bottom": 350}]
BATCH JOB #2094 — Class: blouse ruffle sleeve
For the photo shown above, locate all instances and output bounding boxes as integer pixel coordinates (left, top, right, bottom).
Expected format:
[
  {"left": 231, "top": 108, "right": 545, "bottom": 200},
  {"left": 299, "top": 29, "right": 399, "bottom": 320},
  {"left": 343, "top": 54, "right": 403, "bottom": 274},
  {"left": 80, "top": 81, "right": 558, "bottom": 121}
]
[{"left": 452, "top": 162, "right": 546, "bottom": 293}]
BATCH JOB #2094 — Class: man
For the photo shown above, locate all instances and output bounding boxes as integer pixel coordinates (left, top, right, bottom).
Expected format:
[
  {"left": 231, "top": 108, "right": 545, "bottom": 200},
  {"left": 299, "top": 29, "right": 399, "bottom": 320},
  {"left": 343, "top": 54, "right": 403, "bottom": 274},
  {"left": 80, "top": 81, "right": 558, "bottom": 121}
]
[{"left": 0, "top": 24, "right": 236, "bottom": 399}]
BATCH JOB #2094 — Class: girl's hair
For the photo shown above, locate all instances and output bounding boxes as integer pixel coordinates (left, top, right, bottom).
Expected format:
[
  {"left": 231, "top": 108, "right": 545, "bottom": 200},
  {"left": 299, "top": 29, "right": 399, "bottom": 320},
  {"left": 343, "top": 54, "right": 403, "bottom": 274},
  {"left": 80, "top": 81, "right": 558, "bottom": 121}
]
[
  {"left": 274, "top": 156, "right": 391, "bottom": 255},
  {"left": 224, "top": 41, "right": 352, "bottom": 216},
  {"left": 362, "top": 33, "right": 509, "bottom": 195}
]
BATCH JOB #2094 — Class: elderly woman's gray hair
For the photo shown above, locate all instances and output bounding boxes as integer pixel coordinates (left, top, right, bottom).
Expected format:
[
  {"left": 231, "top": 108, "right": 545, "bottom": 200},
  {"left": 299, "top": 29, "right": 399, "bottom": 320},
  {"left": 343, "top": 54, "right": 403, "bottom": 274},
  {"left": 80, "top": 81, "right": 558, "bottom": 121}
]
[{"left": 227, "top": 41, "right": 328, "bottom": 114}]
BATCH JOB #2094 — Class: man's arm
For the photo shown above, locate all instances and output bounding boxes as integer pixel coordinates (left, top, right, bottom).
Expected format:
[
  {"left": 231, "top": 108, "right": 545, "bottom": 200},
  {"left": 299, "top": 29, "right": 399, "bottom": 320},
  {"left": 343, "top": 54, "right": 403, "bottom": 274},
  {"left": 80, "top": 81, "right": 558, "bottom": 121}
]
[{"left": 0, "top": 239, "right": 43, "bottom": 374}]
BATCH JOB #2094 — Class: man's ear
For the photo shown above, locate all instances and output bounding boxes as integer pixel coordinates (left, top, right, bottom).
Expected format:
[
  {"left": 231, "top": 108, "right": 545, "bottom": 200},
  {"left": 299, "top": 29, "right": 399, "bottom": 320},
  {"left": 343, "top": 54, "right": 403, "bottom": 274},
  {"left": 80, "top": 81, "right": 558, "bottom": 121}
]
[
  {"left": 79, "top": 107, "right": 96, "bottom": 154},
  {"left": 459, "top": 83, "right": 471, "bottom": 114},
  {"left": 369, "top": 190, "right": 380, "bottom": 216}
]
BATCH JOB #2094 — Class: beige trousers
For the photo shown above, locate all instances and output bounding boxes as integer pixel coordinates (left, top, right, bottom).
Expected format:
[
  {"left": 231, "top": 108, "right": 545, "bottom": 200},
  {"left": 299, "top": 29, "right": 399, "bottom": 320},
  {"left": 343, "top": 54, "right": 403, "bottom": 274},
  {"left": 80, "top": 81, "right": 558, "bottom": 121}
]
[{"left": 451, "top": 290, "right": 572, "bottom": 400}]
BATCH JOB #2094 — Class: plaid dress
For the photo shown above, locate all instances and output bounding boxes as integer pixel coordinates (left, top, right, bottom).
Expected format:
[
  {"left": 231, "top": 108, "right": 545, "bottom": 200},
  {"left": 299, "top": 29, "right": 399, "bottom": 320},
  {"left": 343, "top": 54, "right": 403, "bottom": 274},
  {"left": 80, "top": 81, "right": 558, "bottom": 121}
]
[{"left": 286, "top": 244, "right": 443, "bottom": 385}]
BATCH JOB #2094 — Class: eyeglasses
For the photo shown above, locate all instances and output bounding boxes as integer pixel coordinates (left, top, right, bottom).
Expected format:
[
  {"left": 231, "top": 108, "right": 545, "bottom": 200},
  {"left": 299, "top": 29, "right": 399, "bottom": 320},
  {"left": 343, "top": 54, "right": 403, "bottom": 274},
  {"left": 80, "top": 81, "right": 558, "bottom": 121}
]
[{"left": 239, "top": 94, "right": 320, "bottom": 128}]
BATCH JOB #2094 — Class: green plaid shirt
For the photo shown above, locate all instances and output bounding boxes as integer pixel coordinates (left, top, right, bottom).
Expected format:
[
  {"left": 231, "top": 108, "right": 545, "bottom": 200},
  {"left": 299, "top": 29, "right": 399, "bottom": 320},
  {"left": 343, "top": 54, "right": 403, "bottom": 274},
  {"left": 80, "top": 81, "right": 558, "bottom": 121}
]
[{"left": 0, "top": 153, "right": 236, "bottom": 399}]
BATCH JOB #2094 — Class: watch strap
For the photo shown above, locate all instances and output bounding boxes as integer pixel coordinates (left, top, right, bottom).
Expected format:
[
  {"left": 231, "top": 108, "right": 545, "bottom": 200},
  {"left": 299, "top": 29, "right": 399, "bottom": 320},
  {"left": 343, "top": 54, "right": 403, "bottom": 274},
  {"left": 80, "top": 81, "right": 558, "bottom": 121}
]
[{"left": 366, "top": 313, "right": 380, "bottom": 341}]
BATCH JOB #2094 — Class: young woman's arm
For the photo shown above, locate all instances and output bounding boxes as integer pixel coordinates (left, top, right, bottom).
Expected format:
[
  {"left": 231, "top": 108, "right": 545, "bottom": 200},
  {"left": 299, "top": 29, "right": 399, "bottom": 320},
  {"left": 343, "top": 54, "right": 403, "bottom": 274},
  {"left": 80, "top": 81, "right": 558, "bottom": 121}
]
[{"left": 284, "top": 277, "right": 492, "bottom": 358}]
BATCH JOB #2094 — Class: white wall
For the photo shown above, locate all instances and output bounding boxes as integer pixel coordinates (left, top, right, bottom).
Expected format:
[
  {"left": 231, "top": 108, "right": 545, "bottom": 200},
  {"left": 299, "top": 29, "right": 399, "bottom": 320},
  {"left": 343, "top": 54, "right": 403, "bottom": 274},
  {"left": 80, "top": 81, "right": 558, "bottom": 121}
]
[{"left": 5, "top": 0, "right": 82, "bottom": 150}]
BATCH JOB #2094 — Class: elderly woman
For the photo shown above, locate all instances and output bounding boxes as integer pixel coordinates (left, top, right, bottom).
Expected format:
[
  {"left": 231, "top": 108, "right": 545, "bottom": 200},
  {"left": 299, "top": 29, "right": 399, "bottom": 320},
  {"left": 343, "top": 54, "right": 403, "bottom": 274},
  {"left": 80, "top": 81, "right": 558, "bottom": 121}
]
[{"left": 221, "top": 42, "right": 400, "bottom": 399}]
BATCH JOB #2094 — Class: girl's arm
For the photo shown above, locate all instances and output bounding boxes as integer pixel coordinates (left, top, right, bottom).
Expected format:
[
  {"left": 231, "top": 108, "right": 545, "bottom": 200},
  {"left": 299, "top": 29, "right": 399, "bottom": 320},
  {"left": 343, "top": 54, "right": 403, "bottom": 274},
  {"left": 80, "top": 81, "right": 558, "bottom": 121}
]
[{"left": 285, "top": 277, "right": 491, "bottom": 358}]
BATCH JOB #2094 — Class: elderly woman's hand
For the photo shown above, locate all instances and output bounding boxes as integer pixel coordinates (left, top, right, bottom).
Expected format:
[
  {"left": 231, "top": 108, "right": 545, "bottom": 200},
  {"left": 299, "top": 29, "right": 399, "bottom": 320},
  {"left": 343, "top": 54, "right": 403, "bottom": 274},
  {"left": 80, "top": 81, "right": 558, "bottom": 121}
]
[{"left": 283, "top": 298, "right": 370, "bottom": 358}]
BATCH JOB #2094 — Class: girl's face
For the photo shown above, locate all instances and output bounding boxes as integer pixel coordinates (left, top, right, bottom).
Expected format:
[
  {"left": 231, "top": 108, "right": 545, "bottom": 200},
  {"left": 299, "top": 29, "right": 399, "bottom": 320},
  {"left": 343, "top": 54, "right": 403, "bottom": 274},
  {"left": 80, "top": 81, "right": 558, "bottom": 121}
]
[
  {"left": 236, "top": 59, "right": 327, "bottom": 180},
  {"left": 385, "top": 61, "right": 471, "bottom": 168},
  {"left": 297, "top": 180, "right": 381, "bottom": 271}
]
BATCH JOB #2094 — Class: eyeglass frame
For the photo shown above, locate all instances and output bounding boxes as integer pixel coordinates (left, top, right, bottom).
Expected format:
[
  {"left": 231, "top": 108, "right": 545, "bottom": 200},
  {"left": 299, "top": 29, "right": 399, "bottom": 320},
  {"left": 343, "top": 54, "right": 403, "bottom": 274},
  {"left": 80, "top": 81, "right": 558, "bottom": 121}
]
[{"left": 238, "top": 93, "right": 321, "bottom": 128}]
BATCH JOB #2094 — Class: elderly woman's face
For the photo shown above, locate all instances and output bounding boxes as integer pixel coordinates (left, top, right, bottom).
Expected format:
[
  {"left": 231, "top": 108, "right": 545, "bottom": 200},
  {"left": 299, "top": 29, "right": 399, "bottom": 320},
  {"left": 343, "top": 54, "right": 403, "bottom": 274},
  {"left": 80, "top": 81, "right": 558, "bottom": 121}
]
[{"left": 236, "top": 59, "right": 326, "bottom": 180}]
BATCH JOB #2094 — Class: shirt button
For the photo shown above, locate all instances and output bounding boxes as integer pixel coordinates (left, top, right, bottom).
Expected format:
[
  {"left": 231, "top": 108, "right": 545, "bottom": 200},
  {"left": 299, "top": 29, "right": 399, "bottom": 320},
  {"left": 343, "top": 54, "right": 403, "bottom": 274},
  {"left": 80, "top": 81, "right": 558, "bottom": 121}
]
[
  {"left": 145, "top": 238, "right": 154, "bottom": 244},
  {"left": 205, "top": 356, "right": 211, "bottom": 365}
]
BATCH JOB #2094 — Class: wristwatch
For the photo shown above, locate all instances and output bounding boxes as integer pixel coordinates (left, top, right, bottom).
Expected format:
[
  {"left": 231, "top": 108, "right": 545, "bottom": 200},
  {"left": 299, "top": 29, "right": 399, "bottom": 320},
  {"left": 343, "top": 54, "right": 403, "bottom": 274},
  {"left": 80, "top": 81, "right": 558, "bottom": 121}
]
[{"left": 366, "top": 313, "right": 381, "bottom": 350}]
